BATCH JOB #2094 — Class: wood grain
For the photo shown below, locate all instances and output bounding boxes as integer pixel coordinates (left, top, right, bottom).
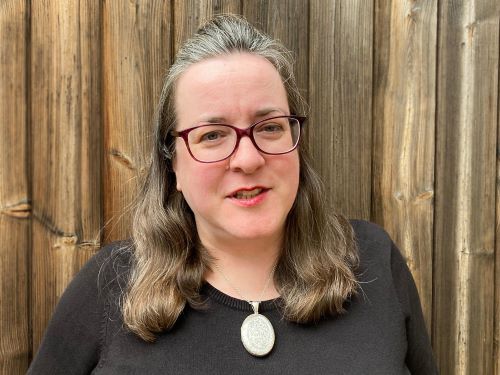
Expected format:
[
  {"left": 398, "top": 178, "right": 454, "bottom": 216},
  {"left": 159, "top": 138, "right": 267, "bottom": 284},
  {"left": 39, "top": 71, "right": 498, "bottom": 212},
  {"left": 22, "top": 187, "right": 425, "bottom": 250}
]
[
  {"left": 496, "top": 64, "right": 500, "bottom": 375},
  {"left": 242, "top": 0, "right": 308, "bottom": 105},
  {"left": 30, "top": 0, "right": 102, "bottom": 353},
  {"left": 103, "top": 0, "right": 172, "bottom": 242},
  {"left": 372, "top": 0, "right": 437, "bottom": 332},
  {"left": 0, "top": 1, "right": 499, "bottom": 373},
  {"left": 433, "top": 1, "right": 499, "bottom": 374},
  {"left": 495, "top": 9, "right": 500, "bottom": 373},
  {"left": 173, "top": 0, "right": 242, "bottom": 53},
  {"left": 0, "top": 2, "right": 29, "bottom": 373},
  {"left": 308, "top": 0, "right": 373, "bottom": 219}
]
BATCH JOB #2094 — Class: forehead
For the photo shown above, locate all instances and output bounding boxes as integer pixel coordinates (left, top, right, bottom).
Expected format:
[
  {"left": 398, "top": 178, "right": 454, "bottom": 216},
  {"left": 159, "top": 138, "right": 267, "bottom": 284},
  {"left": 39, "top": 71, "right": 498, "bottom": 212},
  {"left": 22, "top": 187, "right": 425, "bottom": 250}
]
[
  {"left": 178, "top": 52, "right": 281, "bottom": 84},
  {"left": 174, "top": 53, "right": 289, "bottom": 125}
]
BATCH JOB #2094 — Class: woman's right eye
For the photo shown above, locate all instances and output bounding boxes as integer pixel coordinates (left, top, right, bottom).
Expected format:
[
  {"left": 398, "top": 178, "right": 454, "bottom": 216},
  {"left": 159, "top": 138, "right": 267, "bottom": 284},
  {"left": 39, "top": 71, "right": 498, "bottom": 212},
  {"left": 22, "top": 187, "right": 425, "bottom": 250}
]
[{"left": 200, "top": 131, "right": 223, "bottom": 142}]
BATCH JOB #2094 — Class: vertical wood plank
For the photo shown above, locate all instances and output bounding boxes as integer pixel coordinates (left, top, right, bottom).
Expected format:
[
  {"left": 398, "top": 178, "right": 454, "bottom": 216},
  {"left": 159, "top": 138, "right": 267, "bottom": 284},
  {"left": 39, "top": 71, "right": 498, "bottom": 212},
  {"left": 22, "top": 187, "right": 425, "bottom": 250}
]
[
  {"left": 372, "top": 0, "right": 437, "bottom": 331},
  {"left": 495, "top": 18, "right": 500, "bottom": 375},
  {"left": 434, "top": 1, "right": 499, "bottom": 374},
  {"left": 173, "top": 0, "right": 242, "bottom": 53},
  {"left": 103, "top": 0, "right": 172, "bottom": 242},
  {"left": 30, "top": 0, "right": 102, "bottom": 352},
  {"left": 309, "top": 0, "right": 373, "bottom": 219},
  {"left": 242, "top": 0, "right": 309, "bottom": 106},
  {"left": 0, "top": 1, "right": 29, "bottom": 373}
]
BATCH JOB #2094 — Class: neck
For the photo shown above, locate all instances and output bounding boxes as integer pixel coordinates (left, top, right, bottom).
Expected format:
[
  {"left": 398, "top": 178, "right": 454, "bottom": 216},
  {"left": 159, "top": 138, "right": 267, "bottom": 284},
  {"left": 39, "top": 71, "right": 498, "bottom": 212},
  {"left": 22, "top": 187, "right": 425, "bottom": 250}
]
[{"left": 201, "top": 236, "right": 281, "bottom": 301}]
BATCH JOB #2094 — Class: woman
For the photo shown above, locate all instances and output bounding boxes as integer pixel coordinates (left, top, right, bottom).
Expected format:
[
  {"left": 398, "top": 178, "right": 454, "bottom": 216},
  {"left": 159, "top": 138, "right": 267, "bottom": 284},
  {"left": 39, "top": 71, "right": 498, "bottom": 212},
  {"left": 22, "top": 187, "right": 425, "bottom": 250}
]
[{"left": 28, "top": 15, "right": 437, "bottom": 374}]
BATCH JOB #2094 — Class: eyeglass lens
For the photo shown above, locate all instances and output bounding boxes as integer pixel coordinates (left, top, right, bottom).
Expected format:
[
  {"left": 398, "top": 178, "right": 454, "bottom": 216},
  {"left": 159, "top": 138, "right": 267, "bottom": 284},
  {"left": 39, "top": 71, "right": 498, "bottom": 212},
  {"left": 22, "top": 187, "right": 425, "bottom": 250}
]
[{"left": 187, "top": 117, "right": 300, "bottom": 162}]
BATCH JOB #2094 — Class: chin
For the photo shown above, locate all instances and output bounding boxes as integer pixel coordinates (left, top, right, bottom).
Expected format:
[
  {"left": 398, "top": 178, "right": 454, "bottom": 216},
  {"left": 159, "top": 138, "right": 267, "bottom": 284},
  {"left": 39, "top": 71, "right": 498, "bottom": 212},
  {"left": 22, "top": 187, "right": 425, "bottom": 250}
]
[{"left": 225, "top": 220, "right": 284, "bottom": 241}]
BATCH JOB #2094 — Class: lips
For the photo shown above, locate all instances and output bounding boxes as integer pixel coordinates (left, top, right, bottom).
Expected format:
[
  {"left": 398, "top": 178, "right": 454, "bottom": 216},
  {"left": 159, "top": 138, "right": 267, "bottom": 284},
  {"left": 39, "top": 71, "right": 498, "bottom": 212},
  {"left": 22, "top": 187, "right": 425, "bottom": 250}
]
[
  {"left": 228, "top": 186, "right": 269, "bottom": 200},
  {"left": 233, "top": 188, "right": 263, "bottom": 199}
]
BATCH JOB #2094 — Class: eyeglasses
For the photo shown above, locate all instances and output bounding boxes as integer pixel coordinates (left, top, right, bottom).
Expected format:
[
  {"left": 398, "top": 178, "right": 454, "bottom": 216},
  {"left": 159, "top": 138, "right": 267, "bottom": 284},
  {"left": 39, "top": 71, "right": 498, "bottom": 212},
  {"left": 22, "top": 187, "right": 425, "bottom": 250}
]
[{"left": 170, "top": 115, "right": 306, "bottom": 163}]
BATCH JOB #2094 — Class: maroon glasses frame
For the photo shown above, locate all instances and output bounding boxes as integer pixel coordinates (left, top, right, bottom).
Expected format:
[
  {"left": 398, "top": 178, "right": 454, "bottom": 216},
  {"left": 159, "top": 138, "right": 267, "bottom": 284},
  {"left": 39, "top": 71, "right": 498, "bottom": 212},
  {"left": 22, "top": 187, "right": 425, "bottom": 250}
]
[{"left": 169, "top": 115, "right": 307, "bottom": 163}]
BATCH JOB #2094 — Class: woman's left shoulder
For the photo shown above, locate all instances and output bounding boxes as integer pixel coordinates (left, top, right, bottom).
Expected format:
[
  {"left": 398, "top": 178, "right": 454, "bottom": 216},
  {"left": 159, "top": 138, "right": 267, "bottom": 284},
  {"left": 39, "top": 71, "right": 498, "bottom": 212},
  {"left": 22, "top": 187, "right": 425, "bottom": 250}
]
[
  {"left": 349, "top": 219, "right": 393, "bottom": 249},
  {"left": 348, "top": 219, "right": 401, "bottom": 273}
]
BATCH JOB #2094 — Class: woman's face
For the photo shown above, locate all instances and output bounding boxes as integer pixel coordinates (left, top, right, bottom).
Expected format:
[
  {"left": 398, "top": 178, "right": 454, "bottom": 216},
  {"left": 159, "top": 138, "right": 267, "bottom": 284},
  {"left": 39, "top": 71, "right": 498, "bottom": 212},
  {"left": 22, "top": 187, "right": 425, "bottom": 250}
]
[{"left": 172, "top": 53, "right": 300, "bottom": 246}]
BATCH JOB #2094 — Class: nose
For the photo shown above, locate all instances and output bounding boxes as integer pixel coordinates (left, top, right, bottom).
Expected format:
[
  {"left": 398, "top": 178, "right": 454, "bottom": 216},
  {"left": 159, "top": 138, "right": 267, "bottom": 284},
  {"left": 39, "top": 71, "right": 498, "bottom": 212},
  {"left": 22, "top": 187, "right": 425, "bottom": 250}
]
[{"left": 228, "top": 136, "right": 265, "bottom": 173}]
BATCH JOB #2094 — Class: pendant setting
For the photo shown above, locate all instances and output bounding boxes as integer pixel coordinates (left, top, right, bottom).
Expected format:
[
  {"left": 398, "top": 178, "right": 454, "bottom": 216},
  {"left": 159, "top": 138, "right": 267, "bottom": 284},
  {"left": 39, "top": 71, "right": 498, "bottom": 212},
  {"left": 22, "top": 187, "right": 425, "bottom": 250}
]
[{"left": 240, "top": 301, "right": 275, "bottom": 357}]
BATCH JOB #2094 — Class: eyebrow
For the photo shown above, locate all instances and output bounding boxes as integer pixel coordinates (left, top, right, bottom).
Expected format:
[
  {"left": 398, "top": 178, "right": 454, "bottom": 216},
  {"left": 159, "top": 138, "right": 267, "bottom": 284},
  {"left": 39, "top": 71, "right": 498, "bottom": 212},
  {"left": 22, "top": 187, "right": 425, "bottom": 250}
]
[
  {"left": 255, "top": 108, "right": 287, "bottom": 117},
  {"left": 201, "top": 108, "right": 287, "bottom": 124},
  {"left": 202, "top": 117, "right": 225, "bottom": 123}
]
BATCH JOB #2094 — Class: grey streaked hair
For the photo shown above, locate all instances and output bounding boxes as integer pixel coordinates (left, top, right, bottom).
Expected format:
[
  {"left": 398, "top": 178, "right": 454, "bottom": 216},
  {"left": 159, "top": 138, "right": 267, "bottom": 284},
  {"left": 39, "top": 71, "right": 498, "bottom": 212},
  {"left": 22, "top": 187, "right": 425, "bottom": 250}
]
[{"left": 122, "top": 14, "right": 359, "bottom": 342}]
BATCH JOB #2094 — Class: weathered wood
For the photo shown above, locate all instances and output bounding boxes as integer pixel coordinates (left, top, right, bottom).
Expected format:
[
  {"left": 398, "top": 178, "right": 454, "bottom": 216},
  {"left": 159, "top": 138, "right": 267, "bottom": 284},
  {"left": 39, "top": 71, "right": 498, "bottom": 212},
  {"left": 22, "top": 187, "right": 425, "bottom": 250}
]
[
  {"left": 308, "top": 0, "right": 373, "bottom": 219},
  {"left": 0, "top": 2, "right": 498, "bottom": 374},
  {"left": 496, "top": 73, "right": 500, "bottom": 375},
  {"left": 30, "top": 0, "right": 102, "bottom": 352},
  {"left": 242, "top": 0, "right": 308, "bottom": 105},
  {"left": 372, "top": 0, "right": 437, "bottom": 332},
  {"left": 0, "top": 2, "right": 29, "bottom": 374},
  {"left": 434, "top": 1, "right": 499, "bottom": 374},
  {"left": 103, "top": 0, "right": 172, "bottom": 242},
  {"left": 495, "top": 21, "right": 500, "bottom": 375},
  {"left": 173, "top": 0, "right": 242, "bottom": 53}
]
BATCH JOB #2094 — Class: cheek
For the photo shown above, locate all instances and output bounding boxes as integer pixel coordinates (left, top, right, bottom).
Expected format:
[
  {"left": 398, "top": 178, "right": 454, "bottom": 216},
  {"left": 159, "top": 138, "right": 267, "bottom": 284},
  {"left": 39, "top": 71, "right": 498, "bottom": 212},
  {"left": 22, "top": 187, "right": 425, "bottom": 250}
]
[
  {"left": 285, "top": 152, "right": 300, "bottom": 182},
  {"left": 273, "top": 152, "right": 300, "bottom": 204},
  {"left": 175, "top": 159, "right": 225, "bottom": 208},
  {"left": 173, "top": 146, "right": 204, "bottom": 192},
  {"left": 289, "top": 157, "right": 300, "bottom": 201}
]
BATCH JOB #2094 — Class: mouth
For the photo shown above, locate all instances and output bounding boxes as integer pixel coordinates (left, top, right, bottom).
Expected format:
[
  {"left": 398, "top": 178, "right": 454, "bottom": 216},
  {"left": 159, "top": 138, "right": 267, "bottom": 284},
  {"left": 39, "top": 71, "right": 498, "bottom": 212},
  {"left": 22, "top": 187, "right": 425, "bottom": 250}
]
[{"left": 229, "top": 187, "right": 269, "bottom": 200}]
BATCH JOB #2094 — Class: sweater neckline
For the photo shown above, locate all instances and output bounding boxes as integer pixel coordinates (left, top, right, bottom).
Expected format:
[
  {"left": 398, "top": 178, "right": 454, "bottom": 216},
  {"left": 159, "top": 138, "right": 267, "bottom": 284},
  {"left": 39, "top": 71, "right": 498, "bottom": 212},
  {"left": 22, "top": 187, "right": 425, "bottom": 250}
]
[{"left": 201, "top": 282, "right": 281, "bottom": 313}]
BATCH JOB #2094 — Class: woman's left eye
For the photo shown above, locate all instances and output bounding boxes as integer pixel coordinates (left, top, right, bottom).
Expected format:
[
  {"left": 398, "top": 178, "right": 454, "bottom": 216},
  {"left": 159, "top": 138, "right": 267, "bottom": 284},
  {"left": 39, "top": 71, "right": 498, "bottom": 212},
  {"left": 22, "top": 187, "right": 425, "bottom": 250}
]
[{"left": 260, "top": 123, "right": 283, "bottom": 132}]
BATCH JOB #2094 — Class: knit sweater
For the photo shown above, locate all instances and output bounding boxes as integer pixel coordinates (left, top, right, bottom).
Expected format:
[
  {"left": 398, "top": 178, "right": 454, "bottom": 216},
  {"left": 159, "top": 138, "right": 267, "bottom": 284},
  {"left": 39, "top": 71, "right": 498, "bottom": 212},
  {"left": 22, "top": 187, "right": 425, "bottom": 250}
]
[{"left": 28, "top": 220, "right": 438, "bottom": 374}]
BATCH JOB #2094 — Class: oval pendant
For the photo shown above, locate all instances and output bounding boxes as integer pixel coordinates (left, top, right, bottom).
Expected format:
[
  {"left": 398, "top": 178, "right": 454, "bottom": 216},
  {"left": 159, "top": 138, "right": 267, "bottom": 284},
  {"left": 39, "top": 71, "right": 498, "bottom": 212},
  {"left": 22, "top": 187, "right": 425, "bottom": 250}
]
[{"left": 241, "top": 312, "right": 275, "bottom": 356}]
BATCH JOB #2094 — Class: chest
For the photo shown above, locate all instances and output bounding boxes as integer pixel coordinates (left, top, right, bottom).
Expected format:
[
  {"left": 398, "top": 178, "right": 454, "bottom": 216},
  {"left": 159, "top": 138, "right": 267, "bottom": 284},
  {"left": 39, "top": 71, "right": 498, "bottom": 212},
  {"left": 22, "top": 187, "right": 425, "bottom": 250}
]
[{"left": 92, "top": 293, "right": 409, "bottom": 375}]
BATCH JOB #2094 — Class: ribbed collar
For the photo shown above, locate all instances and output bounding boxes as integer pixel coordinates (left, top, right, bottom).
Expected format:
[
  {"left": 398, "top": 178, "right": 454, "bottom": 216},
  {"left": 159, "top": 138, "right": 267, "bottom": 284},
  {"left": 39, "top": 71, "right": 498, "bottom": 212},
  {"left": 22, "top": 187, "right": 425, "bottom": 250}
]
[{"left": 201, "top": 282, "right": 281, "bottom": 313}]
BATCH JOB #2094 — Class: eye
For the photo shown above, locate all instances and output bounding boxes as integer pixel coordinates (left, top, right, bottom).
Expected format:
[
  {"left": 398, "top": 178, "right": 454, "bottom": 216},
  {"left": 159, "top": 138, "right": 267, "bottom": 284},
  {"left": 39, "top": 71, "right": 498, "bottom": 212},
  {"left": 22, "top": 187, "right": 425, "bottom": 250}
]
[
  {"left": 256, "top": 122, "right": 285, "bottom": 133},
  {"left": 194, "top": 126, "right": 232, "bottom": 144},
  {"left": 261, "top": 123, "right": 284, "bottom": 132},
  {"left": 201, "top": 131, "right": 224, "bottom": 142}
]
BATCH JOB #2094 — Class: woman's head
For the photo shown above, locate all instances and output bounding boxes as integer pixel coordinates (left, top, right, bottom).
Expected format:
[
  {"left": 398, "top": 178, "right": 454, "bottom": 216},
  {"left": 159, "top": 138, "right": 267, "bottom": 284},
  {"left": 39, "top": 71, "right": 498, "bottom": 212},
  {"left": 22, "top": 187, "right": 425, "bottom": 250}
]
[
  {"left": 172, "top": 52, "right": 301, "bottom": 246},
  {"left": 152, "top": 14, "right": 309, "bottom": 245}
]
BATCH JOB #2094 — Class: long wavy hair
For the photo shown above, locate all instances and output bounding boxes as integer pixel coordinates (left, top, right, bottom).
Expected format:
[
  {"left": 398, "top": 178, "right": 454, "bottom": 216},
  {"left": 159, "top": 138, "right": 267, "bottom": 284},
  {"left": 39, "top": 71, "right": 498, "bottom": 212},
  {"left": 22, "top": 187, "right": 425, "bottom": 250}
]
[{"left": 123, "top": 14, "right": 359, "bottom": 342}]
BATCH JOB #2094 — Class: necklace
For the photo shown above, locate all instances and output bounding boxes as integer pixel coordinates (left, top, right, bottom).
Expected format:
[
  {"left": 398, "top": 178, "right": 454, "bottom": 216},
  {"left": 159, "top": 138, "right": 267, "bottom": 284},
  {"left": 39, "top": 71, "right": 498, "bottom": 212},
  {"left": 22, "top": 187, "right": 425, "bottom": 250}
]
[{"left": 212, "top": 262, "right": 277, "bottom": 357}]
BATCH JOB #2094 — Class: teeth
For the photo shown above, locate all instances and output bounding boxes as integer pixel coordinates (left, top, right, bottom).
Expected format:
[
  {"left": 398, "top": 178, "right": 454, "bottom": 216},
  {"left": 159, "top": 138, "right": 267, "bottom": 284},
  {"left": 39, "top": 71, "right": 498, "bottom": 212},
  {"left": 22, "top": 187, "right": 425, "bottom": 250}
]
[{"left": 234, "top": 188, "right": 263, "bottom": 199}]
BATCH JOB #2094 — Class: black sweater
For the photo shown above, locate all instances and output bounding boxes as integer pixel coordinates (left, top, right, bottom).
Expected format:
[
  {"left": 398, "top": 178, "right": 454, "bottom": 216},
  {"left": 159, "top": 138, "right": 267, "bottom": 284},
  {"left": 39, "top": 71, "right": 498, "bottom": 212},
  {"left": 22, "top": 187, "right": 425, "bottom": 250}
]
[{"left": 28, "top": 220, "right": 438, "bottom": 374}]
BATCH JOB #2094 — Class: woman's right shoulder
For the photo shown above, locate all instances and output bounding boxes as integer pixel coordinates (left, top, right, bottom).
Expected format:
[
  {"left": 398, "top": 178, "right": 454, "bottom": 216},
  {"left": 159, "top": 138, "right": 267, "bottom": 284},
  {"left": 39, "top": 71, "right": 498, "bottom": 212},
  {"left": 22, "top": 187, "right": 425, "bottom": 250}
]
[
  {"left": 94, "top": 239, "right": 133, "bottom": 262},
  {"left": 84, "top": 240, "right": 134, "bottom": 292},
  {"left": 27, "top": 240, "right": 134, "bottom": 374},
  {"left": 65, "top": 239, "right": 134, "bottom": 301}
]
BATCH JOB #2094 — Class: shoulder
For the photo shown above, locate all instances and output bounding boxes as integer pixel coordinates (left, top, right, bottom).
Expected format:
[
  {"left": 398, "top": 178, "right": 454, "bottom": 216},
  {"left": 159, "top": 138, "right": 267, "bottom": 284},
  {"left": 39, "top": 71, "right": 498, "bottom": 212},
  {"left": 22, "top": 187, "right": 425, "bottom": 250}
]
[
  {"left": 348, "top": 220, "right": 415, "bottom": 307},
  {"left": 349, "top": 219, "right": 392, "bottom": 247},
  {"left": 76, "top": 239, "right": 132, "bottom": 277},
  {"left": 89, "top": 239, "right": 133, "bottom": 268},
  {"left": 90, "top": 240, "right": 133, "bottom": 289},
  {"left": 27, "top": 240, "right": 134, "bottom": 374},
  {"left": 349, "top": 219, "right": 395, "bottom": 263},
  {"left": 62, "top": 240, "right": 133, "bottom": 305},
  {"left": 348, "top": 219, "right": 404, "bottom": 285}
]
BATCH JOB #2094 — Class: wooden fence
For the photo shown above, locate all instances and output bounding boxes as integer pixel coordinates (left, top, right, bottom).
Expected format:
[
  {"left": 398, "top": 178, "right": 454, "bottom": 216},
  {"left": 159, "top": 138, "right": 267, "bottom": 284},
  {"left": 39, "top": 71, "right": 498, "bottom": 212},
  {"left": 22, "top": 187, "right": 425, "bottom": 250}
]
[{"left": 0, "top": 1, "right": 499, "bottom": 374}]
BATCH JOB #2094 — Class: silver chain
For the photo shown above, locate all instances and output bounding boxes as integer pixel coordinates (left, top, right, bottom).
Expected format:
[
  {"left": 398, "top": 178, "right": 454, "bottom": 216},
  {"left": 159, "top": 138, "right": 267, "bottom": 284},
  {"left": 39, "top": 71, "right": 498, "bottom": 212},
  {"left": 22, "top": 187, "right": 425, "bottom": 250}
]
[{"left": 212, "top": 262, "right": 277, "bottom": 306}]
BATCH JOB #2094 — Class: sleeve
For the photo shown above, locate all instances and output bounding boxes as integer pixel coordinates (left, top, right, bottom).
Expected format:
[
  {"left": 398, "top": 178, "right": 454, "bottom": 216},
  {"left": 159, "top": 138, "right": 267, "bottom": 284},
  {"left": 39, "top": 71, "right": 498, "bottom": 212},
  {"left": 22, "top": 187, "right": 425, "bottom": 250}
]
[
  {"left": 390, "top": 241, "right": 439, "bottom": 375},
  {"left": 27, "top": 243, "right": 123, "bottom": 375}
]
